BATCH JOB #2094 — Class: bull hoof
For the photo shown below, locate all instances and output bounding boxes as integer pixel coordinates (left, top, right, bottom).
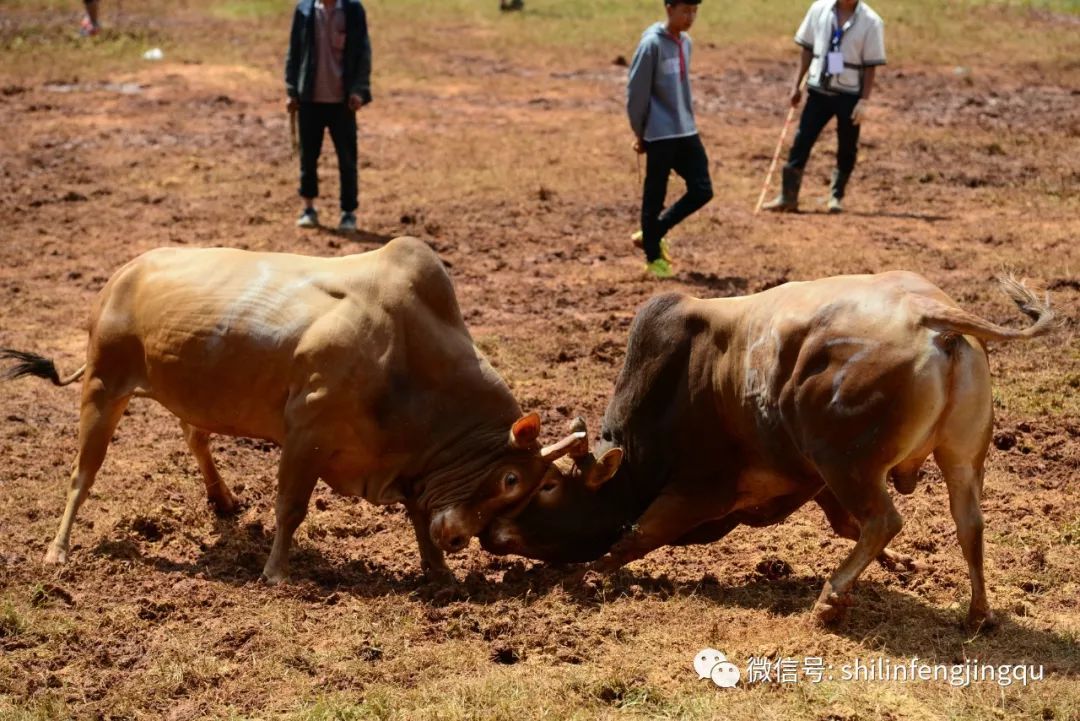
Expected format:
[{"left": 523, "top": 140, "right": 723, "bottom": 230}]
[
  {"left": 812, "top": 592, "right": 855, "bottom": 626},
  {"left": 418, "top": 574, "right": 464, "bottom": 605},
  {"left": 43, "top": 545, "right": 68, "bottom": 565},
  {"left": 558, "top": 567, "right": 590, "bottom": 590},
  {"left": 878, "top": 549, "right": 919, "bottom": 573},
  {"left": 422, "top": 566, "right": 457, "bottom": 587},
  {"left": 581, "top": 569, "right": 608, "bottom": 590},
  {"left": 260, "top": 567, "right": 289, "bottom": 585},
  {"left": 431, "top": 583, "right": 465, "bottom": 605},
  {"left": 211, "top": 493, "right": 241, "bottom": 517},
  {"left": 965, "top": 608, "right": 998, "bottom": 632}
]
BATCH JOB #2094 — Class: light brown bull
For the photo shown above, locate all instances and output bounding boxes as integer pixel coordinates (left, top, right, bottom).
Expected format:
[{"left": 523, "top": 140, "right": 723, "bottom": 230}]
[{"left": 3, "top": 237, "right": 584, "bottom": 584}]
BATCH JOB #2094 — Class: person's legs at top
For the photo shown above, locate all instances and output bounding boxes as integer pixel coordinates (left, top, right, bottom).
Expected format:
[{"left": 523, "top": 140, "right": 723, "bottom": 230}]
[
  {"left": 657, "top": 134, "right": 713, "bottom": 237},
  {"left": 80, "top": 0, "right": 101, "bottom": 36},
  {"left": 327, "top": 103, "right": 359, "bottom": 231},
  {"left": 640, "top": 139, "right": 676, "bottom": 277},
  {"left": 829, "top": 93, "right": 861, "bottom": 212},
  {"left": 764, "top": 90, "right": 836, "bottom": 212},
  {"left": 297, "top": 103, "right": 329, "bottom": 227}
]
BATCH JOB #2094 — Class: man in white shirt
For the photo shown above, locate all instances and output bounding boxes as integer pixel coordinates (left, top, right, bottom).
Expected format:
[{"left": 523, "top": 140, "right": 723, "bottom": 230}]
[{"left": 764, "top": 0, "right": 885, "bottom": 213}]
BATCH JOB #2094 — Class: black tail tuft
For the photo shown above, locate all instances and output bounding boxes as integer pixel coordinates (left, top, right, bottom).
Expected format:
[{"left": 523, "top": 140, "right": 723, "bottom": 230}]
[{"left": 0, "top": 349, "right": 61, "bottom": 385}]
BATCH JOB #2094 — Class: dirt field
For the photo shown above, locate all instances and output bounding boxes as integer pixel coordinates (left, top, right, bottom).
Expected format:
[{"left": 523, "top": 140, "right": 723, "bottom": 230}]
[{"left": 1, "top": 1, "right": 1078, "bottom": 719}]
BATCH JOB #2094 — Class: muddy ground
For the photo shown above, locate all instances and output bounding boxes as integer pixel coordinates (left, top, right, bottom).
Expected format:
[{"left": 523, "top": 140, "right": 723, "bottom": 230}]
[{"left": 0, "top": 2, "right": 1078, "bottom": 719}]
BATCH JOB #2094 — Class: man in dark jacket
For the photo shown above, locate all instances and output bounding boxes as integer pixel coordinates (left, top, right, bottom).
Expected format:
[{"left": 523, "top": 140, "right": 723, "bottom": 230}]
[{"left": 285, "top": 0, "right": 372, "bottom": 231}]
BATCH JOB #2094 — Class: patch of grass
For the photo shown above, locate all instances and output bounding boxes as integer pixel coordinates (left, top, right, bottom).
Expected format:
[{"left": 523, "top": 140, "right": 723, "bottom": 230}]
[
  {"left": 1060, "top": 518, "right": 1080, "bottom": 546},
  {"left": 290, "top": 692, "right": 393, "bottom": 721},
  {"left": 0, "top": 601, "right": 26, "bottom": 638},
  {"left": 590, "top": 674, "right": 669, "bottom": 711},
  {"left": 0, "top": 693, "right": 70, "bottom": 721},
  {"left": 211, "top": 0, "right": 291, "bottom": 22},
  {"left": 147, "top": 647, "right": 232, "bottom": 697}
]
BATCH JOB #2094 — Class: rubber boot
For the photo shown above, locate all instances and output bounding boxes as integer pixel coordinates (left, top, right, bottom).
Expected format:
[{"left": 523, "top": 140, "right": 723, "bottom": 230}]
[
  {"left": 828, "top": 169, "right": 850, "bottom": 213},
  {"left": 762, "top": 166, "right": 802, "bottom": 212}
]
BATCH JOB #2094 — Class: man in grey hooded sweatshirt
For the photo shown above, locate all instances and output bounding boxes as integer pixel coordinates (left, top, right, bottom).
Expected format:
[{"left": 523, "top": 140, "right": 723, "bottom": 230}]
[{"left": 628, "top": 0, "right": 713, "bottom": 280}]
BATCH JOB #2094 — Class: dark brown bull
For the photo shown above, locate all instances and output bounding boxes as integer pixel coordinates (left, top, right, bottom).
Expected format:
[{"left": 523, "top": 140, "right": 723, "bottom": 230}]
[{"left": 482, "top": 272, "right": 1054, "bottom": 627}]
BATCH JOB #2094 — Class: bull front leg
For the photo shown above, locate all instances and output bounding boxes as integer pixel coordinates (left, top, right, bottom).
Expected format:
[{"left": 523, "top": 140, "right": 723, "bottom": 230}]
[
  {"left": 262, "top": 442, "right": 319, "bottom": 585},
  {"left": 406, "top": 501, "right": 456, "bottom": 585},
  {"left": 587, "top": 493, "right": 719, "bottom": 575}
]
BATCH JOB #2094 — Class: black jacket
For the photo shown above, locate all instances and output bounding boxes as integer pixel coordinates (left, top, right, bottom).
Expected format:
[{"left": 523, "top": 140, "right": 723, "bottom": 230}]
[{"left": 285, "top": 0, "right": 372, "bottom": 104}]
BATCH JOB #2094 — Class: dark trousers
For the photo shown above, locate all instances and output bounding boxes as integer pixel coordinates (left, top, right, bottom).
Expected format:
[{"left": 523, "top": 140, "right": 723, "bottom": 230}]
[
  {"left": 641, "top": 134, "right": 713, "bottom": 262},
  {"left": 298, "top": 102, "right": 358, "bottom": 212},
  {"left": 785, "top": 89, "right": 861, "bottom": 189}
]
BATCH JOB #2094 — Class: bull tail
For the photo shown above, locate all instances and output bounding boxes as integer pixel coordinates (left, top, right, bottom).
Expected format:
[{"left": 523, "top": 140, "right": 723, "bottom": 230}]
[
  {"left": 917, "top": 275, "right": 1055, "bottom": 343},
  {"left": 0, "top": 350, "right": 86, "bottom": 386}
]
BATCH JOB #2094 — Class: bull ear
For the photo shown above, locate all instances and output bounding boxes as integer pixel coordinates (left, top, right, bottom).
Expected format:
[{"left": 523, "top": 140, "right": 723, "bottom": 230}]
[
  {"left": 584, "top": 448, "right": 623, "bottom": 490},
  {"left": 509, "top": 412, "right": 541, "bottom": 449}
]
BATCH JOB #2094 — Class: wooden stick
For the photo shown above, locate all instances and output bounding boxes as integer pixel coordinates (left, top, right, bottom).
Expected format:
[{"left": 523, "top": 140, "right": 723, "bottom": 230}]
[{"left": 754, "top": 104, "right": 797, "bottom": 214}]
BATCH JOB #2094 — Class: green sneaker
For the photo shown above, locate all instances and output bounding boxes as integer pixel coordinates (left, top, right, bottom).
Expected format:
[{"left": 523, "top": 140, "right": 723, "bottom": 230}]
[
  {"left": 631, "top": 230, "right": 672, "bottom": 262},
  {"left": 644, "top": 258, "right": 675, "bottom": 279},
  {"left": 827, "top": 196, "right": 843, "bottom": 214}
]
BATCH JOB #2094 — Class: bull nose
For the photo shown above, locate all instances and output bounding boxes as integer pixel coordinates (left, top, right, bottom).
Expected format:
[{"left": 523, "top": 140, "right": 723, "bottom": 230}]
[
  {"left": 478, "top": 522, "right": 518, "bottom": 555},
  {"left": 430, "top": 510, "right": 472, "bottom": 554}
]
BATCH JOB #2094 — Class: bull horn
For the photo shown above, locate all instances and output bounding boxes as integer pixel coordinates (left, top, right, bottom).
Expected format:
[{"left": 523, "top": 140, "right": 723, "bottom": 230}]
[
  {"left": 567, "top": 417, "right": 592, "bottom": 459},
  {"left": 540, "top": 431, "right": 588, "bottom": 462}
]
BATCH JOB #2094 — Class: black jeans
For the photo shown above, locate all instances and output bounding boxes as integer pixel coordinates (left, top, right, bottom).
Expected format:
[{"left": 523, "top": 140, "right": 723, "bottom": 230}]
[
  {"left": 785, "top": 89, "right": 861, "bottom": 186},
  {"left": 298, "top": 102, "right": 358, "bottom": 212},
  {"left": 640, "top": 134, "right": 713, "bottom": 262}
]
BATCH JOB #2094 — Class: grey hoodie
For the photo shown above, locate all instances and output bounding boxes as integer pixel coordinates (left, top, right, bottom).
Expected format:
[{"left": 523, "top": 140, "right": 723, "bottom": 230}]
[{"left": 627, "top": 22, "right": 697, "bottom": 143}]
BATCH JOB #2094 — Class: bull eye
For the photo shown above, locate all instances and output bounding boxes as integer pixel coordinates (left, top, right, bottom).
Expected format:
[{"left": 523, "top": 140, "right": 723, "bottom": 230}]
[
  {"left": 504, "top": 472, "right": 519, "bottom": 489},
  {"left": 540, "top": 481, "right": 557, "bottom": 493}
]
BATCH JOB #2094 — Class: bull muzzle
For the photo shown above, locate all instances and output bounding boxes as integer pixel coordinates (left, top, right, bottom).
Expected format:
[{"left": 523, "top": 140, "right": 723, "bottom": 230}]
[{"left": 430, "top": 509, "right": 473, "bottom": 554}]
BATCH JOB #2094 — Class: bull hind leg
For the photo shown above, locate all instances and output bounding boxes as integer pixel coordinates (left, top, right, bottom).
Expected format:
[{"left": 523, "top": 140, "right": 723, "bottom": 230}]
[
  {"left": 45, "top": 376, "right": 131, "bottom": 564},
  {"left": 814, "top": 489, "right": 917, "bottom": 572},
  {"left": 935, "top": 452, "right": 993, "bottom": 630},
  {"left": 812, "top": 468, "right": 903, "bottom": 625},
  {"left": 179, "top": 421, "right": 239, "bottom": 515},
  {"left": 934, "top": 340, "right": 996, "bottom": 630}
]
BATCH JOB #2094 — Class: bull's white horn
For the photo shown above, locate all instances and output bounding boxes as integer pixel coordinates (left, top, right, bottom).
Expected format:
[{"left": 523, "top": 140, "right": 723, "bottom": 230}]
[{"left": 540, "top": 431, "right": 588, "bottom": 462}]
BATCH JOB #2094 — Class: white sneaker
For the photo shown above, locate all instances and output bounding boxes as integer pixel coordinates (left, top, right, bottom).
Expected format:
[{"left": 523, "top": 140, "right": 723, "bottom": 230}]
[{"left": 297, "top": 208, "right": 319, "bottom": 228}]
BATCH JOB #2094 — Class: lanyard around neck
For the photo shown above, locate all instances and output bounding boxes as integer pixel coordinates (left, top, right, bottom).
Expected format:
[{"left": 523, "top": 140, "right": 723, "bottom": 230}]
[{"left": 832, "top": 4, "right": 856, "bottom": 50}]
